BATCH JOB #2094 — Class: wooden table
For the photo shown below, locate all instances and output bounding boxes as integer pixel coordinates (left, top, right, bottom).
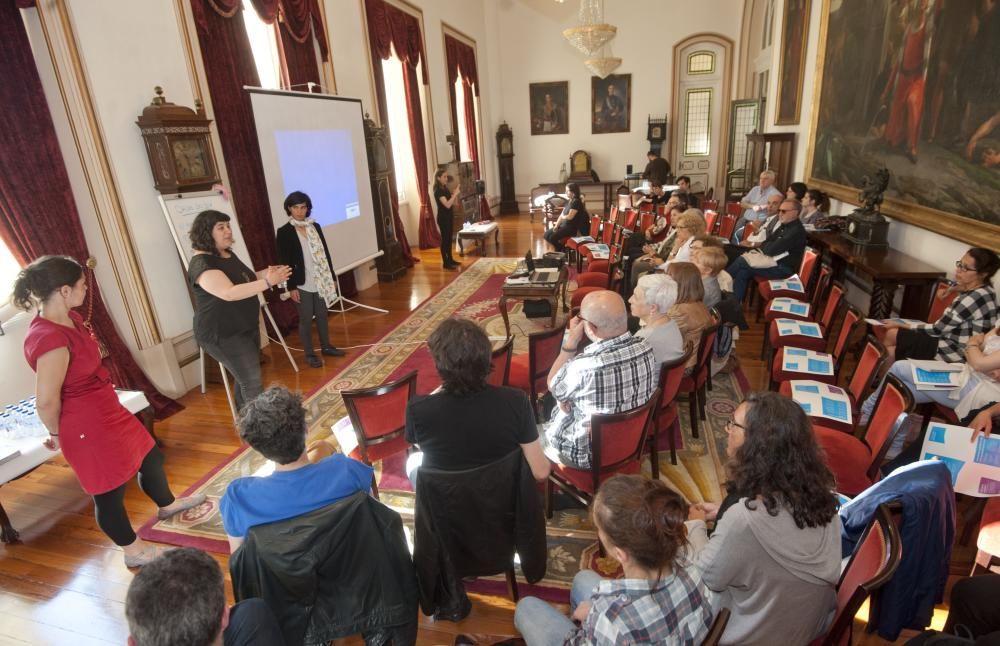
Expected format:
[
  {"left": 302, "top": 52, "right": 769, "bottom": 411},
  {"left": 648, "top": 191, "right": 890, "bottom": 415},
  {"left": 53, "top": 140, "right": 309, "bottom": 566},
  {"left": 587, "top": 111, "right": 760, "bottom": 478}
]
[
  {"left": 807, "top": 230, "right": 945, "bottom": 319},
  {"left": 532, "top": 180, "right": 625, "bottom": 216},
  {"left": 498, "top": 266, "right": 569, "bottom": 338},
  {"left": 457, "top": 221, "right": 500, "bottom": 257}
]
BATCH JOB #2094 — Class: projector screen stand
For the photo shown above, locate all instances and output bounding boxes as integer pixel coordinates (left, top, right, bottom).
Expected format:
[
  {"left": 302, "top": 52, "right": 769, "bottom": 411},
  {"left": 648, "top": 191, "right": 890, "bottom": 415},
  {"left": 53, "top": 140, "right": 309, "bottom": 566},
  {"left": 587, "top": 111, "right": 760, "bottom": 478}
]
[{"left": 329, "top": 272, "right": 388, "bottom": 315}]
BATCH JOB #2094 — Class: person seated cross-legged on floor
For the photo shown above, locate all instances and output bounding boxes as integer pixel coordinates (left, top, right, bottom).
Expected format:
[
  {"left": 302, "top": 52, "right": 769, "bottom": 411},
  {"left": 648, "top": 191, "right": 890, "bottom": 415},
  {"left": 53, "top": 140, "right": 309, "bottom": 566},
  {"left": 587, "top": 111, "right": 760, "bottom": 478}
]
[
  {"left": 219, "top": 386, "right": 374, "bottom": 553},
  {"left": 514, "top": 474, "right": 714, "bottom": 646},
  {"left": 126, "top": 547, "right": 285, "bottom": 646},
  {"left": 725, "top": 198, "right": 807, "bottom": 303},
  {"left": 543, "top": 290, "right": 657, "bottom": 469}
]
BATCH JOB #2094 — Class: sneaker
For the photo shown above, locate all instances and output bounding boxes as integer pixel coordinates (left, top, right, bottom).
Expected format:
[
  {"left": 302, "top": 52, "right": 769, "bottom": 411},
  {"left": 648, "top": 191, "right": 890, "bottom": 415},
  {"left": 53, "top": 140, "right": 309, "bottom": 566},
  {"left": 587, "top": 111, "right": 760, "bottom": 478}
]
[
  {"left": 157, "top": 493, "right": 208, "bottom": 520},
  {"left": 306, "top": 355, "right": 323, "bottom": 368},
  {"left": 321, "top": 347, "right": 346, "bottom": 357}
]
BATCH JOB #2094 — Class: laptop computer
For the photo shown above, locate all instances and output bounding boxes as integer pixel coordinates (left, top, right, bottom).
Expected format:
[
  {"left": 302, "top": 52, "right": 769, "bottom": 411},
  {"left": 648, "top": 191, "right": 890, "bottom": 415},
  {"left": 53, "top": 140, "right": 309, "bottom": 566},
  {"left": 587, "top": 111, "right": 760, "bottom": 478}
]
[{"left": 523, "top": 251, "right": 560, "bottom": 283}]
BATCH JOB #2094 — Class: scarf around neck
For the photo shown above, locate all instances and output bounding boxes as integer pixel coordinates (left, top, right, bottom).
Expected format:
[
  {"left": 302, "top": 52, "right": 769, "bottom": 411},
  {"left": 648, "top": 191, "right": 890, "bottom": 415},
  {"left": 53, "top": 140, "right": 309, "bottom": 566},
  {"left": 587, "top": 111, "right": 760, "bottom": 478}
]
[{"left": 289, "top": 217, "right": 337, "bottom": 304}]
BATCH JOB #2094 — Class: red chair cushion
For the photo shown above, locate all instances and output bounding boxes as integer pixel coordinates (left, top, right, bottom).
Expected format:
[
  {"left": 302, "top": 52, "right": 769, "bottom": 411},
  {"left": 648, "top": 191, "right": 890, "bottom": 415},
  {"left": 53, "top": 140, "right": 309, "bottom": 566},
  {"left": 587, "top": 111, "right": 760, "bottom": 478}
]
[
  {"left": 552, "top": 460, "right": 641, "bottom": 495},
  {"left": 769, "top": 321, "right": 827, "bottom": 352},
  {"left": 654, "top": 408, "right": 683, "bottom": 452},
  {"left": 584, "top": 259, "right": 610, "bottom": 274},
  {"left": 978, "top": 497, "right": 1000, "bottom": 557},
  {"left": 814, "top": 425, "right": 874, "bottom": 497},
  {"left": 771, "top": 348, "right": 838, "bottom": 386},
  {"left": 576, "top": 272, "right": 610, "bottom": 288},
  {"left": 507, "top": 354, "right": 545, "bottom": 396},
  {"left": 571, "top": 286, "right": 608, "bottom": 308}
]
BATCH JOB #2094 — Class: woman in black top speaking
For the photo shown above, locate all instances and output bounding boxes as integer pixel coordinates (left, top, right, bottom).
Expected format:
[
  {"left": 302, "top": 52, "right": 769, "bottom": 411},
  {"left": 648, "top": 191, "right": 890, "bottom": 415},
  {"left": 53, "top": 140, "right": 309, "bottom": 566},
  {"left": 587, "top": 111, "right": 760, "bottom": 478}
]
[
  {"left": 543, "top": 182, "right": 589, "bottom": 251},
  {"left": 187, "top": 210, "right": 290, "bottom": 411},
  {"left": 433, "top": 169, "right": 461, "bottom": 270},
  {"left": 275, "top": 191, "right": 346, "bottom": 369}
]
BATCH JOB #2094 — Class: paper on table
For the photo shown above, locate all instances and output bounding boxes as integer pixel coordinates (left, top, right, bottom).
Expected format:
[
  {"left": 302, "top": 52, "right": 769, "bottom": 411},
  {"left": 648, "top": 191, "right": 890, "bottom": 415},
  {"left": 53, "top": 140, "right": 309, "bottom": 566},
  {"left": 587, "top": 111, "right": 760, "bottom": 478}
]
[
  {"left": 789, "top": 380, "right": 853, "bottom": 424},
  {"left": 781, "top": 349, "right": 834, "bottom": 375},
  {"left": 920, "top": 422, "right": 1000, "bottom": 496}
]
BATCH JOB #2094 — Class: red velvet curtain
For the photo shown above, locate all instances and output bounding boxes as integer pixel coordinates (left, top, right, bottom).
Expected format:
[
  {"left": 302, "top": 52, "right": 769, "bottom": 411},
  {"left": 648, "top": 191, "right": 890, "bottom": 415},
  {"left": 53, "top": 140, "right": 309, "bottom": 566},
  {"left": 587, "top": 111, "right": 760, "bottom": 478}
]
[
  {"left": 0, "top": 1, "right": 181, "bottom": 419},
  {"left": 190, "top": 0, "right": 298, "bottom": 329},
  {"left": 278, "top": 19, "right": 320, "bottom": 90},
  {"left": 445, "top": 35, "right": 491, "bottom": 221},
  {"left": 403, "top": 64, "right": 439, "bottom": 248}
]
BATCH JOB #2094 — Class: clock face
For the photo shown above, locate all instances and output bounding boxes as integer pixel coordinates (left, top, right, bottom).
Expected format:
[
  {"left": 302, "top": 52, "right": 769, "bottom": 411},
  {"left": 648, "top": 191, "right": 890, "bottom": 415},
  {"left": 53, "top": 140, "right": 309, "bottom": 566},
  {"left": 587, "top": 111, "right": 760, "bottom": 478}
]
[
  {"left": 652, "top": 126, "right": 662, "bottom": 138},
  {"left": 171, "top": 138, "right": 210, "bottom": 179}
]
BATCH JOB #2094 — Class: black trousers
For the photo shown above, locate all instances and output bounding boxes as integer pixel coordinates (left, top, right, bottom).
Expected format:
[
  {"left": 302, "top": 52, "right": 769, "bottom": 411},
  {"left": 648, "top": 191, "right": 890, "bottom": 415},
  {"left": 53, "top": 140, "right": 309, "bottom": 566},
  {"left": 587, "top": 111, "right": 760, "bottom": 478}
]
[
  {"left": 224, "top": 598, "right": 286, "bottom": 646},
  {"left": 943, "top": 575, "right": 1000, "bottom": 643},
  {"left": 92, "top": 446, "right": 174, "bottom": 546},
  {"left": 438, "top": 213, "right": 455, "bottom": 266}
]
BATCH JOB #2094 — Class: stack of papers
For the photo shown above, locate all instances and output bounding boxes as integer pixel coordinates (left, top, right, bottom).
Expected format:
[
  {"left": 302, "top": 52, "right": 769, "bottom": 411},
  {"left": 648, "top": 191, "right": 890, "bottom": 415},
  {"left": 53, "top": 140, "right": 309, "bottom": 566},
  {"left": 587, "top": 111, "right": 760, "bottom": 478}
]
[
  {"left": 864, "top": 317, "right": 924, "bottom": 327},
  {"left": 584, "top": 243, "right": 610, "bottom": 260},
  {"left": 776, "top": 318, "right": 823, "bottom": 338},
  {"left": 570, "top": 235, "right": 595, "bottom": 244},
  {"left": 782, "top": 349, "right": 834, "bottom": 376},
  {"left": 920, "top": 422, "right": 1000, "bottom": 496},
  {"left": 769, "top": 298, "right": 810, "bottom": 318},
  {"left": 790, "top": 381, "right": 853, "bottom": 424},
  {"left": 768, "top": 276, "right": 804, "bottom": 293},
  {"left": 910, "top": 360, "right": 964, "bottom": 390},
  {"left": 504, "top": 276, "right": 530, "bottom": 285}
]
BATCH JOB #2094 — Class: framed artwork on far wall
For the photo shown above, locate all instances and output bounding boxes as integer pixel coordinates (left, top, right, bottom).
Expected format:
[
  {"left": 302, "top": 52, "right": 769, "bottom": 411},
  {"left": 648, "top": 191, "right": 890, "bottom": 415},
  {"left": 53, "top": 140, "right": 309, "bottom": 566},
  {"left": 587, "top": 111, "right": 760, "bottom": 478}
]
[
  {"left": 591, "top": 73, "right": 631, "bottom": 134},
  {"left": 775, "top": 0, "right": 811, "bottom": 125},
  {"left": 529, "top": 81, "right": 569, "bottom": 135}
]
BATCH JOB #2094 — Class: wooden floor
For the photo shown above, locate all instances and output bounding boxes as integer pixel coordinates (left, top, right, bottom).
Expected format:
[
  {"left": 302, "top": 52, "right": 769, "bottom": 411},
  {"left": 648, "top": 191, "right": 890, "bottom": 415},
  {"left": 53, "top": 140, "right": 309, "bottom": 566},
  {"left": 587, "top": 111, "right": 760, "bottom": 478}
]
[{"left": 0, "top": 213, "right": 956, "bottom": 644}]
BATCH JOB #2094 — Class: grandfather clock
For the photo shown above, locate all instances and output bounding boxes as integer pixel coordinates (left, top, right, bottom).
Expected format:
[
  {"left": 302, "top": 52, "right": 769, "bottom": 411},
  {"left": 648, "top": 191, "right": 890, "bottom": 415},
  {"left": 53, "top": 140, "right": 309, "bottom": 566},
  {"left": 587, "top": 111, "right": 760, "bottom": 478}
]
[
  {"left": 496, "top": 122, "right": 518, "bottom": 214},
  {"left": 364, "top": 115, "right": 408, "bottom": 281}
]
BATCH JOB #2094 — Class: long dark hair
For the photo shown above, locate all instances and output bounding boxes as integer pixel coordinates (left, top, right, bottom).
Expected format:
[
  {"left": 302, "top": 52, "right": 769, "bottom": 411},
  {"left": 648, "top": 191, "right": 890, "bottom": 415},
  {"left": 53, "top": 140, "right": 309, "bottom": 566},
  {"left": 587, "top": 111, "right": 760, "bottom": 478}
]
[
  {"left": 189, "top": 210, "right": 230, "bottom": 255},
  {"left": 427, "top": 318, "right": 492, "bottom": 395},
  {"left": 10, "top": 255, "right": 83, "bottom": 311},
  {"left": 593, "top": 475, "right": 689, "bottom": 573},
  {"left": 787, "top": 181, "right": 807, "bottom": 200},
  {"left": 805, "top": 188, "right": 829, "bottom": 212},
  {"left": 727, "top": 392, "right": 838, "bottom": 529},
  {"left": 566, "top": 182, "right": 582, "bottom": 202}
]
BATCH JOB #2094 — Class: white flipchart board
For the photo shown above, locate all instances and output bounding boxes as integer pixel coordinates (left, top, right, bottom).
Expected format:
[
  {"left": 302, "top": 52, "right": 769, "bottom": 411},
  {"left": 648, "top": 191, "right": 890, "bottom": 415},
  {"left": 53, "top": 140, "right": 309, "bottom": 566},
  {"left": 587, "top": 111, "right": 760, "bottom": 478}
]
[{"left": 158, "top": 190, "right": 253, "bottom": 272}]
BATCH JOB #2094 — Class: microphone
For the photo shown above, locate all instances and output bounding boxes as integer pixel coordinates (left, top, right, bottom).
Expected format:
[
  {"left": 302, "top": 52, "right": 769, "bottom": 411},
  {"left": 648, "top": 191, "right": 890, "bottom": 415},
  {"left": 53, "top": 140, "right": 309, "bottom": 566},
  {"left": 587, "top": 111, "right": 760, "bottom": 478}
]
[{"left": 279, "top": 281, "right": 293, "bottom": 301}]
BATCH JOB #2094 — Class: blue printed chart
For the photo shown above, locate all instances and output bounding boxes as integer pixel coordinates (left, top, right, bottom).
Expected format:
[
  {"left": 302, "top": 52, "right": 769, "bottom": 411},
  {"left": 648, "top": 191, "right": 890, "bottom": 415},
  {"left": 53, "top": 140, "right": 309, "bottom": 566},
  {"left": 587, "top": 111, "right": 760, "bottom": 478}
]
[
  {"left": 781, "top": 349, "right": 834, "bottom": 376},
  {"left": 909, "top": 360, "right": 965, "bottom": 391},
  {"left": 768, "top": 275, "right": 804, "bottom": 293},
  {"left": 921, "top": 422, "right": 1000, "bottom": 496},
  {"left": 776, "top": 319, "right": 823, "bottom": 338},
  {"left": 769, "top": 297, "right": 810, "bottom": 318},
  {"left": 789, "top": 380, "right": 853, "bottom": 424}
]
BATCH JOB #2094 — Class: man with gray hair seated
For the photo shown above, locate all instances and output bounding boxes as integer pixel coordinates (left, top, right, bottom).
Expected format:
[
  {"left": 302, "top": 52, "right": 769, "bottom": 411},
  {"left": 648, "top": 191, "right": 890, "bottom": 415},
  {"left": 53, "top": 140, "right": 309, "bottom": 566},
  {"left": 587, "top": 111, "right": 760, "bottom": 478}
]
[
  {"left": 732, "top": 169, "right": 782, "bottom": 243},
  {"left": 630, "top": 273, "right": 686, "bottom": 366},
  {"left": 543, "top": 290, "right": 657, "bottom": 469}
]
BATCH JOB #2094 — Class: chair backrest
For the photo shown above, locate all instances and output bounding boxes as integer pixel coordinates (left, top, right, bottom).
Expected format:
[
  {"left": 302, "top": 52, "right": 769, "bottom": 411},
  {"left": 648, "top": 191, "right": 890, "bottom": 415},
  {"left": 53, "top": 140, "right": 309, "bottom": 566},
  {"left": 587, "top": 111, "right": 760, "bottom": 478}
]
[
  {"left": 739, "top": 220, "right": 757, "bottom": 242},
  {"left": 696, "top": 310, "right": 723, "bottom": 373},
  {"left": 702, "top": 198, "right": 720, "bottom": 212},
  {"left": 927, "top": 278, "right": 957, "bottom": 323},
  {"left": 848, "top": 335, "right": 888, "bottom": 405},
  {"left": 799, "top": 247, "right": 820, "bottom": 291},
  {"left": 527, "top": 323, "right": 567, "bottom": 399},
  {"left": 863, "top": 374, "right": 915, "bottom": 481},
  {"left": 700, "top": 607, "right": 731, "bottom": 646},
  {"left": 589, "top": 389, "right": 660, "bottom": 489},
  {"left": 601, "top": 218, "right": 615, "bottom": 244},
  {"left": 810, "top": 264, "right": 833, "bottom": 311},
  {"left": 617, "top": 194, "right": 632, "bottom": 211},
  {"left": 638, "top": 202, "right": 654, "bottom": 214},
  {"left": 717, "top": 213, "right": 738, "bottom": 240},
  {"left": 656, "top": 203, "right": 668, "bottom": 216},
  {"left": 656, "top": 344, "right": 695, "bottom": 417},
  {"left": 820, "top": 282, "right": 846, "bottom": 329},
  {"left": 341, "top": 370, "right": 418, "bottom": 463},
  {"left": 487, "top": 337, "right": 514, "bottom": 387},
  {"left": 587, "top": 214, "right": 601, "bottom": 239},
  {"left": 703, "top": 210, "right": 719, "bottom": 235},
  {"left": 639, "top": 211, "right": 655, "bottom": 232},
  {"left": 623, "top": 209, "right": 639, "bottom": 231},
  {"left": 725, "top": 201, "right": 743, "bottom": 217},
  {"left": 832, "top": 305, "right": 864, "bottom": 368},
  {"left": 819, "top": 504, "right": 902, "bottom": 646}
]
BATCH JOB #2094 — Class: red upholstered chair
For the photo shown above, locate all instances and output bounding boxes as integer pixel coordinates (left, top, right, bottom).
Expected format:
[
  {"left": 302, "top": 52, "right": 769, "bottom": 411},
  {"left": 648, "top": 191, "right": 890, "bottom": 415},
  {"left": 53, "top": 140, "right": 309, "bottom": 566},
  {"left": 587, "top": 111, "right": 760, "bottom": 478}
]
[
  {"left": 766, "top": 281, "right": 846, "bottom": 361},
  {"left": 579, "top": 216, "right": 618, "bottom": 271},
  {"left": 739, "top": 220, "right": 758, "bottom": 243},
  {"left": 544, "top": 390, "right": 660, "bottom": 517},
  {"left": 725, "top": 201, "right": 743, "bottom": 217},
  {"left": 648, "top": 344, "right": 695, "bottom": 473},
  {"left": 487, "top": 337, "right": 514, "bottom": 387},
  {"left": 771, "top": 305, "right": 864, "bottom": 389},
  {"left": 702, "top": 199, "right": 720, "bottom": 213},
  {"left": 763, "top": 264, "right": 832, "bottom": 324},
  {"left": 638, "top": 202, "right": 654, "bottom": 214},
  {"left": 717, "top": 213, "right": 738, "bottom": 241},
  {"left": 759, "top": 247, "right": 820, "bottom": 303},
  {"left": 341, "top": 370, "right": 418, "bottom": 499},
  {"left": 508, "top": 324, "right": 565, "bottom": 418},
  {"left": 572, "top": 244, "right": 624, "bottom": 308},
  {"left": 571, "top": 214, "right": 603, "bottom": 271},
  {"left": 813, "top": 374, "right": 915, "bottom": 497},
  {"left": 873, "top": 277, "right": 956, "bottom": 343},
  {"left": 678, "top": 318, "right": 721, "bottom": 440},
  {"left": 703, "top": 210, "right": 719, "bottom": 235},
  {"left": 781, "top": 334, "right": 887, "bottom": 434},
  {"left": 973, "top": 496, "right": 1000, "bottom": 574},
  {"left": 582, "top": 224, "right": 622, "bottom": 274},
  {"left": 623, "top": 209, "right": 639, "bottom": 231},
  {"left": 810, "top": 504, "right": 902, "bottom": 646}
]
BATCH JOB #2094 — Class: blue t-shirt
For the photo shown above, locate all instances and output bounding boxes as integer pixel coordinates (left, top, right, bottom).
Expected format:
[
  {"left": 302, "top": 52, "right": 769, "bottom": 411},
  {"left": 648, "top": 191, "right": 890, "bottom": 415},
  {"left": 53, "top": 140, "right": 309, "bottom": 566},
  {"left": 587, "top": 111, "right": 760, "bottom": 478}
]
[{"left": 220, "top": 454, "right": 374, "bottom": 538}]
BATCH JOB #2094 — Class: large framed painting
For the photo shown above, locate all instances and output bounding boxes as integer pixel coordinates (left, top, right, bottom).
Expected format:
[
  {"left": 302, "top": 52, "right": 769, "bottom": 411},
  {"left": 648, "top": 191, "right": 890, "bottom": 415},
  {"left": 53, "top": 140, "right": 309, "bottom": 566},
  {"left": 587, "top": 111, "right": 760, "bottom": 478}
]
[
  {"left": 775, "top": 0, "right": 811, "bottom": 125},
  {"left": 529, "top": 81, "right": 569, "bottom": 135},
  {"left": 591, "top": 74, "right": 631, "bottom": 134},
  {"left": 807, "top": 0, "right": 1000, "bottom": 248}
]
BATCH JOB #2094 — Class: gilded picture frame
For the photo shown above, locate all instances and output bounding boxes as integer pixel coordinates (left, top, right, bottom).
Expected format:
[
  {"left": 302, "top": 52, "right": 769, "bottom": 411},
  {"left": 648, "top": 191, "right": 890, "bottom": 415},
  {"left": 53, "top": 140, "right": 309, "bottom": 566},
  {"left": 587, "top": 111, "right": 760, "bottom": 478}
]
[{"left": 775, "top": 0, "right": 811, "bottom": 125}]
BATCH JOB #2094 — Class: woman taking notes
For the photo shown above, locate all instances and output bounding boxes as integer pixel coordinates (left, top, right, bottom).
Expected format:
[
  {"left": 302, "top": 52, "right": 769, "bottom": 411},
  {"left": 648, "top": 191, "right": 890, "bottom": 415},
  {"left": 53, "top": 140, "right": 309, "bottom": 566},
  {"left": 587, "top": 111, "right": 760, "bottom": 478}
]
[
  {"left": 14, "top": 256, "right": 204, "bottom": 568},
  {"left": 188, "top": 209, "right": 291, "bottom": 411}
]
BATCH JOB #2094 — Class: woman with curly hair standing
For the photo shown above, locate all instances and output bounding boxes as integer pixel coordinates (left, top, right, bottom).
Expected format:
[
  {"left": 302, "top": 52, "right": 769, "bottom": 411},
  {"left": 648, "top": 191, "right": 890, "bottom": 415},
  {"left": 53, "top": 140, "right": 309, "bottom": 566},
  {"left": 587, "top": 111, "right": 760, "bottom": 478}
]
[{"left": 690, "top": 391, "right": 841, "bottom": 646}]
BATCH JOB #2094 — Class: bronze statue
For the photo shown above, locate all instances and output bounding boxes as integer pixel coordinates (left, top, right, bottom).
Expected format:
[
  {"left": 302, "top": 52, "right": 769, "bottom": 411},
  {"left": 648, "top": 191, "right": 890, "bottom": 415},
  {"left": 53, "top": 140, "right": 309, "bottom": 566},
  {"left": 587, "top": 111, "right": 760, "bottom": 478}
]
[{"left": 855, "top": 167, "right": 890, "bottom": 221}]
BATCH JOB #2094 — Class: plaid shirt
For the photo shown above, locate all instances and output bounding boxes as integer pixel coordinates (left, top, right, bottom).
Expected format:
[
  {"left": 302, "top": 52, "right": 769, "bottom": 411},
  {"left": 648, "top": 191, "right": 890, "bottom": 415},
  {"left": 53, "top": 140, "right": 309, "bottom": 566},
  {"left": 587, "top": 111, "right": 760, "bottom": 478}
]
[
  {"left": 565, "top": 569, "right": 714, "bottom": 645},
  {"left": 913, "top": 285, "right": 998, "bottom": 363},
  {"left": 546, "top": 333, "right": 657, "bottom": 469}
]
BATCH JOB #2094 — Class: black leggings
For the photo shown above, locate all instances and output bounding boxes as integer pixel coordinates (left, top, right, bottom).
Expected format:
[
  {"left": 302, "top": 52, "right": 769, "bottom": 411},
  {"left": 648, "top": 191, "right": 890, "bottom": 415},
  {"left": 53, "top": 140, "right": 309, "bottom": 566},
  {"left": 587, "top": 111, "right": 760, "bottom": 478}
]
[
  {"left": 438, "top": 213, "right": 455, "bottom": 265},
  {"left": 92, "top": 446, "right": 174, "bottom": 546}
]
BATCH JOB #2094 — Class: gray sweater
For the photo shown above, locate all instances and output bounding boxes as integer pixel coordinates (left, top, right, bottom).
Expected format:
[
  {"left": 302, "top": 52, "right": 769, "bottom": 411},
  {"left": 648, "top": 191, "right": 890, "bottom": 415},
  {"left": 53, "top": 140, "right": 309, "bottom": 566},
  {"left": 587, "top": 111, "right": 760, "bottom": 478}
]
[{"left": 693, "top": 498, "right": 842, "bottom": 646}]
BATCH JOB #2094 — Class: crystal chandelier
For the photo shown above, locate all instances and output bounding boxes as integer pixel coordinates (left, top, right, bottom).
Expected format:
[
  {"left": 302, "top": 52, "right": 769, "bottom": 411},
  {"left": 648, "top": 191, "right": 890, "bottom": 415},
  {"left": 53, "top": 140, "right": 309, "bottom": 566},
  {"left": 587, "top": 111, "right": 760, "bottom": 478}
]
[
  {"left": 585, "top": 46, "right": 622, "bottom": 78},
  {"left": 563, "top": 0, "right": 616, "bottom": 57}
]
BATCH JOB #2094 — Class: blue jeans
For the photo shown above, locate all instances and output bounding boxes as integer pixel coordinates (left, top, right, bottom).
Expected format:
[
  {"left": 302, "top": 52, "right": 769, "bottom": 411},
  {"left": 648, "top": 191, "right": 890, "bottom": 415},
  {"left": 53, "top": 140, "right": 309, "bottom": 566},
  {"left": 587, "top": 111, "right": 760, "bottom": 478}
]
[
  {"left": 514, "top": 570, "right": 602, "bottom": 646},
  {"left": 224, "top": 598, "right": 285, "bottom": 645},
  {"left": 726, "top": 255, "right": 793, "bottom": 302}
]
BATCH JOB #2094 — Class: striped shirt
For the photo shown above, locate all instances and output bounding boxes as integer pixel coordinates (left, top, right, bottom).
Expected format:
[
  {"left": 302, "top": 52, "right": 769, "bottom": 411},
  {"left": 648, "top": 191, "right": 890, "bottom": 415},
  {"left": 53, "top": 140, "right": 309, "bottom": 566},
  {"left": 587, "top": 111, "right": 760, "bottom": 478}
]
[
  {"left": 912, "top": 285, "right": 999, "bottom": 363},
  {"left": 545, "top": 333, "right": 657, "bottom": 469},
  {"left": 565, "top": 569, "right": 714, "bottom": 645}
]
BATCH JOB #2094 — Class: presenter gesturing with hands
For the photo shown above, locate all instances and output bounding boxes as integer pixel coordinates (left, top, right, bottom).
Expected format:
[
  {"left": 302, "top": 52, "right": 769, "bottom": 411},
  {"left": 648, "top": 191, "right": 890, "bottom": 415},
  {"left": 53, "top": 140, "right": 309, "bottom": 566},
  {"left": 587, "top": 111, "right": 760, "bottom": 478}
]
[{"left": 188, "top": 209, "right": 290, "bottom": 411}]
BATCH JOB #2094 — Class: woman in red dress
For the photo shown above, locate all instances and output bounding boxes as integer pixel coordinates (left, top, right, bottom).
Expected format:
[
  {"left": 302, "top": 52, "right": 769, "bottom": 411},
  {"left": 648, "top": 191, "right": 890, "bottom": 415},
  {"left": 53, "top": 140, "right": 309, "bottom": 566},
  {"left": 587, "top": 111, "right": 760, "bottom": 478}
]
[{"left": 13, "top": 256, "right": 204, "bottom": 568}]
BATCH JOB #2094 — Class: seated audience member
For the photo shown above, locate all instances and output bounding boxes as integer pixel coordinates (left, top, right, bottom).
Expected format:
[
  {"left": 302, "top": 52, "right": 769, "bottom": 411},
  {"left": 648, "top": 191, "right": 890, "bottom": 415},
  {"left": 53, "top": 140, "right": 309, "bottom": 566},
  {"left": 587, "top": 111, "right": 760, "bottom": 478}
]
[
  {"left": 801, "top": 188, "right": 829, "bottom": 226},
  {"left": 629, "top": 274, "right": 686, "bottom": 366},
  {"left": 690, "top": 392, "right": 841, "bottom": 646},
  {"left": 544, "top": 291, "right": 657, "bottom": 469},
  {"left": 726, "top": 198, "right": 807, "bottom": 302},
  {"left": 786, "top": 181, "right": 808, "bottom": 201},
  {"left": 693, "top": 246, "right": 727, "bottom": 309},
  {"left": 629, "top": 210, "right": 707, "bottom": 293},
  {"left": 634, "top": 184, "right": 671, "bottom": 242},
  {"left": 514, "top": 475, "right": 713, "bottom": 645},
  {"left": 544, "top": 182, "right": 589, "bottom": 251},
  {"left": 624, "top": 194, "right": 682, "bottom": 263},
  {"left": 405, "top": 317, "right": 550, "bottom": 483},
  {"left": 666, "top": 262, "right": 715, "bottom": 371},
  {"left": 220, "top": 386, "right": 374, "bottom": 552},
  {"left": 883, "top": 247, "right": 1000, "bottom": 362},
  {"left": 732, "top": 169, "right": 782, "bottom": 242},
  {"left": 724, "top": 193, "right": 783, "bottom": 264},
  {"left": 676, "top": 175, "right": 699, "bottom": 209},
  {"left": 691, "top": 234, "right": 734, "bottom": 294},
  {"left": 642, "top": 149, "right": 670, "bottom": 187},
  {"left": 126, "top": 547, "right": 284, "bottom": 646}
]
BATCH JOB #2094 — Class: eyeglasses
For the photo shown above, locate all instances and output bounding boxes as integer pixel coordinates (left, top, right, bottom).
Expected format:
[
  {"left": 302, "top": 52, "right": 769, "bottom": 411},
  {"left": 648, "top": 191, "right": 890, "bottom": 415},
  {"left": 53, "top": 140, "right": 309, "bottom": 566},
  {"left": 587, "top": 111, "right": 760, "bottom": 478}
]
[
  {"left": 725, "top": 417, "right": 746, "bottom": 432},
  {"left": 778, "top": 208, "right": 796, "bottom": 213},
  {"left": 955, "top": 261, "right": 977, "bottom": 272}
]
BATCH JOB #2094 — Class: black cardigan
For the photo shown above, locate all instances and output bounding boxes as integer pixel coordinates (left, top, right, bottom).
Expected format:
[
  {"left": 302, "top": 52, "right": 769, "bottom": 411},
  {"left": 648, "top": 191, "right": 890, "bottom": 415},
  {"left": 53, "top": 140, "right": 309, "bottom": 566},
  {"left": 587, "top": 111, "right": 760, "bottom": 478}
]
[{"left": 275, "top": 221, "right": 335, "bottom": 289}]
